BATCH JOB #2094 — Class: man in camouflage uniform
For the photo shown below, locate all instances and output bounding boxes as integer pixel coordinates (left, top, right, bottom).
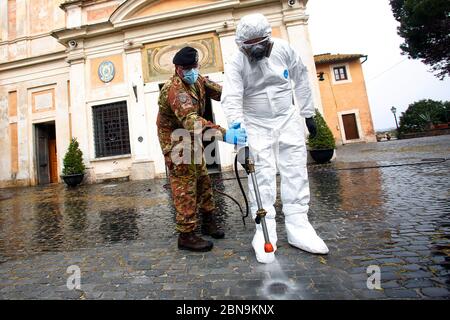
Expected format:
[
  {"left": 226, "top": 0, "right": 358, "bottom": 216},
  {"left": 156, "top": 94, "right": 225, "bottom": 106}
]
[{"left": 157, "top": 46, "right": 247, "bottom": 252}]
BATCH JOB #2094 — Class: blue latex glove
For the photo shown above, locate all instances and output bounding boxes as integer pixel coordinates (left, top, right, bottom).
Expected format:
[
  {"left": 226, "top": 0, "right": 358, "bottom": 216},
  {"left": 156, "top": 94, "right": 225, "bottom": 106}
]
[
  {"left": 224, "top": 122, "right": 247, "bottom": 145},
  {"left": 229, "top": 121, "right": 242, "bottom": 129}
]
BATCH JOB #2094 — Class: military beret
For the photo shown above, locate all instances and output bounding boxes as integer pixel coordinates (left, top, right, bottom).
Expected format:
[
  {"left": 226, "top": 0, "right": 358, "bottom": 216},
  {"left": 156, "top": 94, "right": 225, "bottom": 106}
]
[{"left": 173, "top": 46, "right": 198, "bottom": 66}]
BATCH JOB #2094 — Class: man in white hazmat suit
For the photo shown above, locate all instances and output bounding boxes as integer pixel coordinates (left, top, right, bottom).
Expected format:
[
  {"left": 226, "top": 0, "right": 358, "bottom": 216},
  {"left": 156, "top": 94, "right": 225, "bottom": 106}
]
[{"left": 221, "top": 13, "right": 329, "bottom": 263}]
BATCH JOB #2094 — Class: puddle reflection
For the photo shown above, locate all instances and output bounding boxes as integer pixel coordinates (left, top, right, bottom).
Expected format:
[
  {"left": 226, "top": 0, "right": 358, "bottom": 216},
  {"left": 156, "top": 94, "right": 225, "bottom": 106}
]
[
  {"left": 33, "top": 200, "right": 63, "bottom": 251},
  {"left": 99, "top": 208, "right": 139, "bottom": 242}
]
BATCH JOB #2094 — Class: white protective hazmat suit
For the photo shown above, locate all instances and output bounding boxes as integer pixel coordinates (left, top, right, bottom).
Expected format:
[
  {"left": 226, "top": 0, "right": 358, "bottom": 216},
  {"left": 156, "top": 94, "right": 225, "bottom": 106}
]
[{"left": 221, "top": 13, "right": 329, "bottom": 263}]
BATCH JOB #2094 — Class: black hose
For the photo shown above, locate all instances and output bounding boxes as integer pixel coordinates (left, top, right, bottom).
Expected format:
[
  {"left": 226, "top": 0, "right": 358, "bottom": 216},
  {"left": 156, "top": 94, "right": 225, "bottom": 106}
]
[
  {"left": 234, "top": 152, "right": 250, "bottom": 225},
  {"left": 210, "top": 153, "right": 250, "bottom": 227},
  {"left": 332, "top": 158, "right": 447, "bottom": 171},
  {"left": 162, "top": 155, "right": 250, "bottom": 226},
  {"left": 212, "top": 188, "right": 247, "bottom": 226},
  {"left": 162, "top": 157, "right": 447, "bottom": 226}
]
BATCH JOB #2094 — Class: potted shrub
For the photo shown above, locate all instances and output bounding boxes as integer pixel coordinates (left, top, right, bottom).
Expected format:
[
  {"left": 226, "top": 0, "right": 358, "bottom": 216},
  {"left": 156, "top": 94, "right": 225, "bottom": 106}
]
[
  {"left": 61, "top": 138, "right": 86, "bottom": 187},
  {"left": 307, "top": 109, "right": 336, "bottom": 164}
]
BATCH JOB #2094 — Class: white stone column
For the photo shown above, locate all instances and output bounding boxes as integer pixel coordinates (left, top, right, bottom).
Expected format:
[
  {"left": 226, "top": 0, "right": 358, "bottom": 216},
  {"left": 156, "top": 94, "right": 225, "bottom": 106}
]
[
  {"left": 144, "top": 85, "right": 165, "bottom": 177},
  {"left": 16, "top": 84, "right": 29, "bottom": 181},
  {"left": 67, "top": 50, "right": 93, "bottom": 181},
  {"left": 0, "top": 94, "right": 9, "bottom": 181},
  {"left": 66, "top": 4, "right": 82, "bottom": 29},
  {"left": 125, "top": 43, "right": 154, "bottom": 180},
  {"left": 284, "top": 14, "right": 323, "bottom": 113},
  {"left": 216, "top": 27, "right": 238, "bottom": 171},
  {"left": 54, "top": 74, "right": 71, "bottom": 181}
]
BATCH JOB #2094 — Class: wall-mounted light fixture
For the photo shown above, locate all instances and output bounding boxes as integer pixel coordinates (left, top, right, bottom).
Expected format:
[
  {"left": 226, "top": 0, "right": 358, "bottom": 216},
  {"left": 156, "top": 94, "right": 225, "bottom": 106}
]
[{"left": 317, "top": 72, "right": 325, "bottom": 82}]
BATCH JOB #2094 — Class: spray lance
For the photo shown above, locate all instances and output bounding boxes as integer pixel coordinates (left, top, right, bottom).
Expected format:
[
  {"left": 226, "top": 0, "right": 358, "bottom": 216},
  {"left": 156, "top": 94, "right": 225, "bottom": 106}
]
[{"left": 234, "top": 145, "right": 274, "bottom": 253}]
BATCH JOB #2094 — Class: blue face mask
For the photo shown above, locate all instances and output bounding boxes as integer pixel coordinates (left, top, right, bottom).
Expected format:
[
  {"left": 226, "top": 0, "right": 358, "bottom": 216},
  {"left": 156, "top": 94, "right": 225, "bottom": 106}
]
[{"left": 182, "top": 68, "right": 199, "bottom": 85}]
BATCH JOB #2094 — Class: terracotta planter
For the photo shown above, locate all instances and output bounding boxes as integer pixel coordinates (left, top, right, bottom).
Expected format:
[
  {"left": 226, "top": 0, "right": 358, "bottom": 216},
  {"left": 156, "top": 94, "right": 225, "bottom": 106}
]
[
  {"left": 62, "top": 173, "right": 84, "bottom": 187},
  {"left": 309, "top": 149, "right": 334, "bottom": 164}
]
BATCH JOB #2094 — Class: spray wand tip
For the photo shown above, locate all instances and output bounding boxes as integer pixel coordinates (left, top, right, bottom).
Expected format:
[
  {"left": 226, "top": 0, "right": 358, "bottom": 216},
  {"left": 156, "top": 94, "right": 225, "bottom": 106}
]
[{"left": 264, "top": 243, "right": 274, "bottom": 253}]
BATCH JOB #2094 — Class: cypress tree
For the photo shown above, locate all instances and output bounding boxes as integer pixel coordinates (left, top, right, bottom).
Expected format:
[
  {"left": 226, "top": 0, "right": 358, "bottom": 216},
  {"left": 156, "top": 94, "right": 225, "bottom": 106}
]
[{"left": 62, "top": 138, "right": 86, "bottom": 176}]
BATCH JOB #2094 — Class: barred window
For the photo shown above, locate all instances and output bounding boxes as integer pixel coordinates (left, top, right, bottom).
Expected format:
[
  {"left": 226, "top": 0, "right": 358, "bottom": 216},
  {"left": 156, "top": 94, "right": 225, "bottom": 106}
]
[
  {"left": 92, "top": 101, "right": 131, "bottom": 158},
  {"left": 333, "top": 66, "right": 348, "bottom": 81}
]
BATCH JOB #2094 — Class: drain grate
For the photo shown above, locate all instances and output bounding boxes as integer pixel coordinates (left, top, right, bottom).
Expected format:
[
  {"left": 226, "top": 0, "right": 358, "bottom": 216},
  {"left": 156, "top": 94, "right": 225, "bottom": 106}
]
[{"left": 268, "top": 282, "right": 289, "bottom": 295}]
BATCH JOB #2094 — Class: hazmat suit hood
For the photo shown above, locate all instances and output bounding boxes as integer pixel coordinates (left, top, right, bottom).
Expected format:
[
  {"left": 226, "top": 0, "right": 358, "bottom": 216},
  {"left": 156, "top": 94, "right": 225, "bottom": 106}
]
[
  {"left": 235, "top": 14, "right": 273, "bottom": 61},
  {"left": 235, "top": 13, "right": 272, "bottom": 47}
]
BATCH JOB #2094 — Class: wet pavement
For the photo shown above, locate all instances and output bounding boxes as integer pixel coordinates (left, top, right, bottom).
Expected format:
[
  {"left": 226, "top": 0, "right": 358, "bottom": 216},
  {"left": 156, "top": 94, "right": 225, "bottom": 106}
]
[{"left": 0, "top": 135, "right": 449, "bottom": 300}]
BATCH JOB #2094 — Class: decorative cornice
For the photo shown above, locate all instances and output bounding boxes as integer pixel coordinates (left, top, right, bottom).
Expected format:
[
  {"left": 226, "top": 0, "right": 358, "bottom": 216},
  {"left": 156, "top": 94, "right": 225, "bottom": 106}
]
[
  {"left": 124, "top": 40, "right": 144, "bottom": 53},
  {"left": 0, "top": 33, "right": 56, "bottom": 46},
  {"left": 60, "top": 0, "right": 111, "bottom": 10},
  {"left": 60, "top": 0, "right": 83, "bottom": 10},
  {"left": 52, "top": 0, "right": 299, "bottom": 46},
  {"left": 65, "top": 51, "right": 86, "bottom": 64},
  {"left": 51, "top": 22, "right": 113, "bottom": 46},
  {"left": 0, "top": 51, "right": 68, "bottom": 72},
  {"left": 51, "top": 26, "right": 88, "bottom": 44},
  {"left": 110, "top": 0, "right": 240, "bottom": 27},
  {"left": 283, "top": 11, "right": 309, "bottom": 26},
  {"left": 216, "top": 20, "right": 236, "bottom": 36}
]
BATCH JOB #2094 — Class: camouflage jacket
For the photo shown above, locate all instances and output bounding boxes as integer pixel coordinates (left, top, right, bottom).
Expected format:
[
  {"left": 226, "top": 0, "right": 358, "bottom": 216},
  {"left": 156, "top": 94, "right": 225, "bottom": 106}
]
[{"left": 157, "top": 74, "right": 226, "bottom": 156}]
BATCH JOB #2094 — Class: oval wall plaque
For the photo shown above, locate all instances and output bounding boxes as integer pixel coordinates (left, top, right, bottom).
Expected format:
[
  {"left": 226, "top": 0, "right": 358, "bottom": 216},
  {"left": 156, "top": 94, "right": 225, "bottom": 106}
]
[{"left": 98, "top": 61, "right": 115, "bottom": 83}]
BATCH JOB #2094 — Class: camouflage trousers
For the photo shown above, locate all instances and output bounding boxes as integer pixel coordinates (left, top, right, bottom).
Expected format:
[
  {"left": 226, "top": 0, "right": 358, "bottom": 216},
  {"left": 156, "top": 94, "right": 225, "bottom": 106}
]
[{"left": 168, "top": 157, "right": 216, "bottom": 233}]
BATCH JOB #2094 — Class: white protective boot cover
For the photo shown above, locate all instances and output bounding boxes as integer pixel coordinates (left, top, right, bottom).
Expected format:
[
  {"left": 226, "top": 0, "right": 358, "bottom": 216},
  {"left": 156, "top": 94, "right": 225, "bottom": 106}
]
[
  {"left": 252, "top": 218, "right": 277, "bottom": 264},
  {"left": 285, "top": 213, "right": 329, "bottom": 254}
]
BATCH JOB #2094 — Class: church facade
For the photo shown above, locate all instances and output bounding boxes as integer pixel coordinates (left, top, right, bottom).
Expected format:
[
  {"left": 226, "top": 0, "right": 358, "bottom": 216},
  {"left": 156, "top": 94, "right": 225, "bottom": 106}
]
[{"left": 0, "top": 0, "right": 373, "bottom": 188}]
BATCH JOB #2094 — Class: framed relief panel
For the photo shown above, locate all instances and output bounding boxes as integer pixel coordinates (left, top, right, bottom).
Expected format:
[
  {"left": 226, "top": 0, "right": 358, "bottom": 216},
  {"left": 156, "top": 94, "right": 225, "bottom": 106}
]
[{"left": 142, "top": 32, "right": 223, "bottom": 83}]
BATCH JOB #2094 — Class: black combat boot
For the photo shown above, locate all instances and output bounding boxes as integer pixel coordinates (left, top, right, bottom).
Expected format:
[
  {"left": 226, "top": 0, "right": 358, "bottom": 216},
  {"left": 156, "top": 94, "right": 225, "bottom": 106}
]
[
  {"left": 201, "top": 213, "right": 225, "bottom": 239},
  {"left": 178, "top": 232, "right": 213, "bottom": 252}
]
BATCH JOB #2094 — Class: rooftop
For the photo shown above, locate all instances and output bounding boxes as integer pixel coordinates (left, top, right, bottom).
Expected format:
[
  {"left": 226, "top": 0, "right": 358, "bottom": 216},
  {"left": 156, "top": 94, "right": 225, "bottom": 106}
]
[{"left": 314, "top": 53, "right": 367, "bottom": 64}]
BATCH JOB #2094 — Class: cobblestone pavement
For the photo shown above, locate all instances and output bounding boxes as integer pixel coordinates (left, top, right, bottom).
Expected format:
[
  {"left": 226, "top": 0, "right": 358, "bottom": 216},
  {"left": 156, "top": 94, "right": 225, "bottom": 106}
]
[{"left": 0, "top": 135, "right": 449, "bottom": 300}]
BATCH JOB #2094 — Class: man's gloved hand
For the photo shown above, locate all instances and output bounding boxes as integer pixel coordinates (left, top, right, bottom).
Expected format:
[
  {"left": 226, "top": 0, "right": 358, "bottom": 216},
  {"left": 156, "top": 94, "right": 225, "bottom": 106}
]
[
  {"left": 229, "top": 121, "right": 242, "bottom": 129},
  {"left": 224, "top": 122, "right": 247, "bottom": 145},
  {"left": 305, "top": 117, "right": 317, "bottom": 139}
]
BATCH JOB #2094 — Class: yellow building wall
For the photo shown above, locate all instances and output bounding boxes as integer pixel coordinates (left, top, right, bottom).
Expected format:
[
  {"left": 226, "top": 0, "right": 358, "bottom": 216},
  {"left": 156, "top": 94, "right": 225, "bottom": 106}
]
[
  {"left": 316, "top": 60, "right": 375, "bottom": 144},
  {"left": 30, "top": 0, "right": 51, "bottom": 35},
  {"left": 87, "top": 3, "right": 120, "bottom": 24},
  {"left": 8, "top": 0, "right": 16, "bottom": 40},
  {"left": 3, "top": 0, "right": 66, "bottom": 61}
]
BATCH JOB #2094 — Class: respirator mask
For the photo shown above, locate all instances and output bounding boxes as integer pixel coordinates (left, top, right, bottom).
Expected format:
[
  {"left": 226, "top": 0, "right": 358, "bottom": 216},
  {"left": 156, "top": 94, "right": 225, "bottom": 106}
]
[{"left": 241, "top": 36, "right": 274, "bottom": 62}]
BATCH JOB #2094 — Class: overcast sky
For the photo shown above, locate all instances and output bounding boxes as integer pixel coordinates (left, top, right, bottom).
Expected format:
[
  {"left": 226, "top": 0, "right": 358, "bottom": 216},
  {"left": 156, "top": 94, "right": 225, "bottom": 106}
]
[{"left": 307, "top": 0, "right": 450, "bottom": 131}]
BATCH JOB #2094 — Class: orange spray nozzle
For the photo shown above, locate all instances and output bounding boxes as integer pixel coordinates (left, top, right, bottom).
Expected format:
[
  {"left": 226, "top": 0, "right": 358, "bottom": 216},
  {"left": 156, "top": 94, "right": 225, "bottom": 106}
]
[{"left": 264, "top": 243, "right": 274, "bottom": 253}]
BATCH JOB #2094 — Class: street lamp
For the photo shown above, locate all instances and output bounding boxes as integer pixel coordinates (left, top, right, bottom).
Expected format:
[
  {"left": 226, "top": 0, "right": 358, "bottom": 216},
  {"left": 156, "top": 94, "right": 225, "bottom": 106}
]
[{"left": 391, "top": 106, "right": 399, "bottom": 130}]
